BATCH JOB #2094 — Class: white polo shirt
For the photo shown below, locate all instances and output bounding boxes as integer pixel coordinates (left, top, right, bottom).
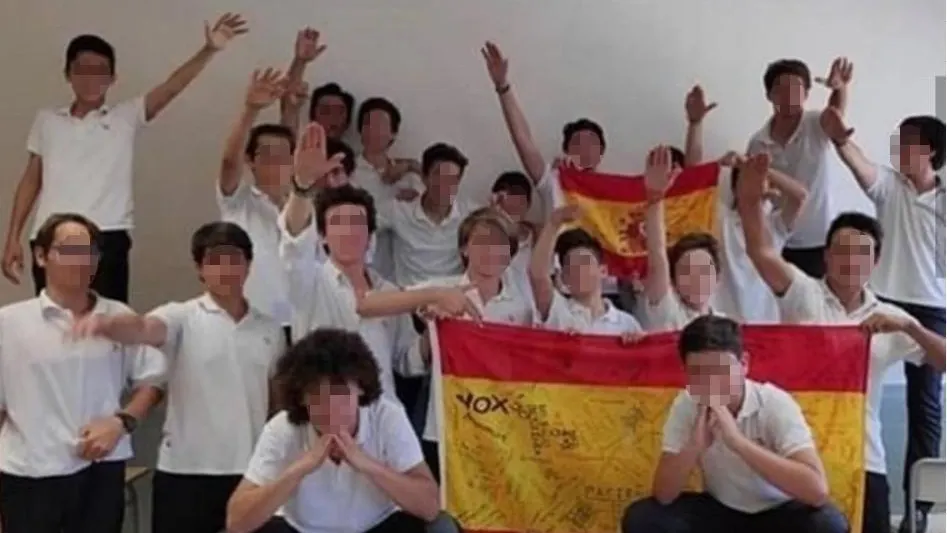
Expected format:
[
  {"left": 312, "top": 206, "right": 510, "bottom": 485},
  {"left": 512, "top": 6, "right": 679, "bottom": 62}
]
[
  {"left": 866, "top": 165, "right": 946, "bottom": 309},
  {"left": 747, "top": 110, "right": 872, "bottom": 249},
  {"left": 536, "top": 164, "right": 565, "bottom": 215},
  {"left": 543, "top": 291, "right": 642, "bottom": 335},
  {"left": 0, "top": 292, "right": 167, "bottom": 477},
  {"left": 647, "top": 292, "right": 721, "bottom": 332},
  {"left": 376, "top": 198, "right": 479, "bottom": 288},
  {"left": 278, "top": 213, "right": 415, "bottom": 400},
  {"left": 351, "top": 157, "right": 425, "bottom": 281},
  {"left": 243, "top": 401, "right": 424, "bottom": 533},
  {"left": 150, "top": 295, "right": 284, "bottom": 475},
  {"left": 218, "top": 181, "right": 292, "bottom": 325},
  {"left": 777, "top": 265, "right": 925, "bottom": 474},
  {"left": 661, "top": 380, "right": 816, "bottom": 513},
  {"left": 27, "top": 97, "right": 148, "bottom": 237}
]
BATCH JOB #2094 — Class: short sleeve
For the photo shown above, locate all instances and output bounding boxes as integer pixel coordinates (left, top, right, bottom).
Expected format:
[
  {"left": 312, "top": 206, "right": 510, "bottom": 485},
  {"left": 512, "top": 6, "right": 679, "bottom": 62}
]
[
  {"left": 863, "top": 165, "right": 898, "bottom": 207},
  {"left": 380, "top": 401, "right": 426, "bottom": 472},
  {"left": 776, "top": 265, "right": 824, "bottom": 323},
  {"left": 26, "top": 110, "right": 46, "bottom": 156},
  {"left": 536, "top": 165, "right": 565, "bottom": 215},
  {"left": 216, "top": 179, "right": 252, "bottom": 214},
  {"left": 646, "top": 292, "right": 687, "bottom": 332},
  {"left": 766, "top": 207, "right": 792, "bottom": 249},
  {"left": 661, "top": 392, "right": 695, "bottom": 454},
  {"left": 762, "top": 385, "right": 815, "bottom": 457},
  {"left": 244, "top": 412, "right": 296, "bottom": 485},
  {"left": 110, "top": 96, "right": 148, "bottom": 129},
  {"left": 147, "top": 302, "right": 190, "bottom": 358},
  {"left": 125, "top": 345, "right": 168, "bottom": 387},
  {"left": 543, "top": 291, "right": 578, "bottom": 331}
]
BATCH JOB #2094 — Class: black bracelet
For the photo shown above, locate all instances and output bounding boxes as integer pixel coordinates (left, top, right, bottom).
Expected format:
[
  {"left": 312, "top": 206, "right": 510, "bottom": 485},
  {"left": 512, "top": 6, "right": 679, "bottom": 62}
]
[
  {"left": 291, "top": 176, "right": 316, "bottom": 196},
  {"left": 496, "top": 84, "right": 511, "bottom": 95}
]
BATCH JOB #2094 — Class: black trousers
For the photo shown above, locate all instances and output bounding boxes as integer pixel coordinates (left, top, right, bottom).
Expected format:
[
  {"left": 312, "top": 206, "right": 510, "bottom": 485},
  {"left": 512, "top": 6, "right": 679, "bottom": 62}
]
[
  {"left": 0, "top": 460, "right": 126, "bottom": 533},
  {"left": 152, "top": 470, "right": 243, "bottom": 533},
  {"left": 255, "top": 511, "right": 429, "bottom": 533},
  {"left": 422, "top": 439, "right": 441, "bottom": 483},
  {"left": 31, "top": 230, "right": 132, "bottom": 303},
  {"left": 862, "top": 472, "right": 891, "bottom": 533},
  {"left": 622, "top": 492, "right": 849, "bottom": 533},
  {"left": 782, "top": 246, "right": 825, "bottom": 278},
  {"left": 878, "top": 297, "right": 945, "bottom": 515}
]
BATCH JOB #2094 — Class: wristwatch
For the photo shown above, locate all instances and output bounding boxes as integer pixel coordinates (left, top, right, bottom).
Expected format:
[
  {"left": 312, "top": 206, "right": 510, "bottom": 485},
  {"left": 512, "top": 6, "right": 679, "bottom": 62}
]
[
  {"left": 291, "top": 175, "right": 317, "bottom": 197},
  {"left": 115, "top": 411, "right": 138, "bottom": 434}
]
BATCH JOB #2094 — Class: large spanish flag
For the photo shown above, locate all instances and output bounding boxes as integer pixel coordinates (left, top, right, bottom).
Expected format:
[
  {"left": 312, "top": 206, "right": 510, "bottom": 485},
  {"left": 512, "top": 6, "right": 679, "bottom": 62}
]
[
  {"left": 436, "top": 320, "right": 868, "bottom": 533},
  {"left": 558, "top": 162, "right": 720, "bottom": 278}
]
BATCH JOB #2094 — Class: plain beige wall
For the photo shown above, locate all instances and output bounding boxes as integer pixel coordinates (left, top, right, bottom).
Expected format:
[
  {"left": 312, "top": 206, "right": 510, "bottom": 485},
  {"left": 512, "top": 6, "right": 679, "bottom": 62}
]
[{"left": 0, "top": 0, "right": 943, "bottom": 311}]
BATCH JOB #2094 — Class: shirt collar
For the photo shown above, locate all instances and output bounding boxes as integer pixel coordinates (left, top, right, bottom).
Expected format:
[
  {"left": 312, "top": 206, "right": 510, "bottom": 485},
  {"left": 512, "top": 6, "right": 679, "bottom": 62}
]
[
  {"left": 55, "top": 103, "right": 111, "bottom": 117},
  {"left": 412, "top": 197, "right": 462, "bottom": 225},
  {"left": 197, "top": 293, "right": 265, "bottom": 322},
  {"left": 323, "top": 258, "right": 385, "bottom": 291},
  {"left": 39, "top": 289, "right": 104, "bottom": 318},
  {"left": 734, "top": 379, "right": 764, "bottom": 421},
  {"left": 817, "top": 280, "right": 879, "bottom": 317},
  {"left": 459, "top": 273, "right": 514, "bottom": 305},
  {"left": 567, "top": 297, "right": 621, "bottom": 324}
]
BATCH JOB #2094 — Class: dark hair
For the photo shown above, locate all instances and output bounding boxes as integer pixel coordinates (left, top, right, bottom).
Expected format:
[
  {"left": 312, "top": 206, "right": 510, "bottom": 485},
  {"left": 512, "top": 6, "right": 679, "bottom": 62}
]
[
  {"left": 421, "top": 143, "right": 469, "bottom": 176},
  {"left": 276, "top": 328, "right": 382, "bottom": 425},
  {"left": 190, "top": 221, "right": 253, "bottom": 264},
  {"left": 33, "top": 213, "right": 101, "bottom": 254},
  {"left": 491, "top": 171, "right": 533, "bottom": 205},
  {"left": 670, "top": 147, "right": 686, "bottom": 168},
  {"left": 314, "top": 184, "right": 377, "bottom": 237},
  {"left": 65, "top": 34, "right": 115, "bottom": 75},
  {"left": 554, "top": 228, "right": 603, "bottom": 267},
  {"left": 561, "top": 118, "right": 606, "bottom": 153},
  {"left": 678, "top": 315, "right": 744, "bottom": 363},
  {"left": 357, "top": 97, "right": 402, "bottom": 135},
  {"left": 825, "top": 212, "right": 883, "bottom": 258},
  {"left": 667, "top": 232, "right": 720, "bottom": 279},
  {"left": 308, "top": 83, "right": 355, "bottom": 126},
  {"left": 244, "top": 124, "right": 295, "bottom": 159},
  {"left": 326, "top": 138, "right": 356, "bottom": 176},
  {"left": 899, "top": 115, "right": 946, "bottom": 171},
  {"left": 763, "top": 59, "right": 811, "bottom": 93}
]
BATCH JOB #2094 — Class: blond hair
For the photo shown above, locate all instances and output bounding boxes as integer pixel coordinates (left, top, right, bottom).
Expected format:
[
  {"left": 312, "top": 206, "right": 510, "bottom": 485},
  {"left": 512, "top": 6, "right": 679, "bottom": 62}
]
[{"left": 457, "top": 207, "right": 520, "bottom": 267}]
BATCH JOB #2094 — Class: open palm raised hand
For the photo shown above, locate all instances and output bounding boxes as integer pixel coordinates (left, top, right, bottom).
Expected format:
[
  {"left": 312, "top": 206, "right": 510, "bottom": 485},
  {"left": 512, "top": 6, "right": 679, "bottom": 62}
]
[
  {"left": 294, "top": 122, "right": 347, "bottom": 188},
  {"left": 204, "top": 13, "right": 249, "bottom": 51},
  {"left": 245, "top": 68, "right": 286, "bottom": 110},
  {"left": 481, "top": 41, "right": 509, "bottom": 89}
]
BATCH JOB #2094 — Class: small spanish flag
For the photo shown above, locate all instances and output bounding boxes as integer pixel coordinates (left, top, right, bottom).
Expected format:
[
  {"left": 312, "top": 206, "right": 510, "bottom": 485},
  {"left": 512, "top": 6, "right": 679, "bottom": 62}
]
[
  {"left": 558, "top": 163, "right": 720, "bottom": 278},
  {"left": 437, "top": 320, "right": 868, "bottom": 533}
]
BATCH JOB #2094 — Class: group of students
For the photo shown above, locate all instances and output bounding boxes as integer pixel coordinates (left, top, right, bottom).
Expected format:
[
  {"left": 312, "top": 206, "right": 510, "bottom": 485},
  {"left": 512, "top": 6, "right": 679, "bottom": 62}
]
[{"left": 0, "top": 14, "right": 943, "bottom": 533}]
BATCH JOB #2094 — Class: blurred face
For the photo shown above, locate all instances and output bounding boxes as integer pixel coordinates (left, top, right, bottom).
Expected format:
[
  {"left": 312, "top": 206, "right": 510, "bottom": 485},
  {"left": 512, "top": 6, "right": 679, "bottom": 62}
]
[
  {"left": 323, "top": 203, "right": 370, "bottom": 264},
  {"left": 561, "top": 247, "right": 605, "bottom": 298},
  {"left": 767, "top": 73, "right": 808, "bottom": 117},
  {"left": 423, "top": 161, "right": 463, "bottom": 207},
  {"left": 35, "top": 222, "right": 99, "bottom": 292},
  {"left": 198, "top": 245, "right": 249, "bottom": 297},
  {"left": 248, "top": 134, "right": 293, "bottom": 189},
  {"left": 463, "top": 221, "right": 512, "bottom": 278},
  {"left": 313, "top": 95, "right": 349, "bottom": 139},
  {"left": 305, "top": 379, "right": 360, "bottom": 436},
  {"left": 893, "top": 125, "right": 934, "bottom": 179},
  {"left": 824, "top": 227, "right": 876, "bottom": 290},
  {"left": 685, "top": 350, "right": 746, "bottom": 407},
  {"left": 66, "top": 52, "right": 113, "bottom": 104},
  {"left": 360, "top": 109, "right": 394, "bottom": 153},
  {"left": 566, "top": 129, "right": 603, "bottom": 170},
  {"left": 493, "top": 190, "right": 530, "bottom": 222},
  {"left": 673, "top": 248, "right": 718, "bottom": 309}
]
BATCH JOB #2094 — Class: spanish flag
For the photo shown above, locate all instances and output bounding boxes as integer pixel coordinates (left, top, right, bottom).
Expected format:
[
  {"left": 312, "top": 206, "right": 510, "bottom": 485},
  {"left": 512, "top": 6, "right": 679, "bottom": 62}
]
[
  {"left": 558, "top": 162, "right": 720, "bottom": 278},
  {"left": 436, "top": 320, "right": 868, "bottom": 533}
]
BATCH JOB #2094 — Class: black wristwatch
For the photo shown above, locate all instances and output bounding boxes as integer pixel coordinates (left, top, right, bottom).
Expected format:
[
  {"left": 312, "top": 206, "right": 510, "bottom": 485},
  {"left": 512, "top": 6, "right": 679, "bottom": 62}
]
[
  {"left": 291, "top": 175, "right": 317, "bottom": 196},
  {"left": 115, "top": 412, "right": 138, "bottom": 434}
]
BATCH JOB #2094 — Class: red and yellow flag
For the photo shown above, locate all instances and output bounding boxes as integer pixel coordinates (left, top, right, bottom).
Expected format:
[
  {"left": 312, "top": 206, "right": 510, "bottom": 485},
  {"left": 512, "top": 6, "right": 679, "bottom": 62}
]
[
  {"left": 558, "top": 163, "right": 720, "bottom": 278},
  {"left": 437, "top": 320, "right": 868, "bottom": 533}
]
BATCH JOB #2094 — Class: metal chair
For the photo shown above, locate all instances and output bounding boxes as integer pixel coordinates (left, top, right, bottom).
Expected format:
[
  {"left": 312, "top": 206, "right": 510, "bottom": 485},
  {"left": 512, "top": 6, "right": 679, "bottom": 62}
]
[
  {"left": 909, "top": 458, "right": 946, "bottom": 533},
  {"left": 124, "top": 466, "right": 151, "bottom": 533}
]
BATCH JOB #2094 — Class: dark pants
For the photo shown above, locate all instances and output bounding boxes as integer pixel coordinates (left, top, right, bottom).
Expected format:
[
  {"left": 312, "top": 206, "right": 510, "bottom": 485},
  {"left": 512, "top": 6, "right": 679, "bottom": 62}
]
[
  {"left": 863, "top": 472, "right": 891, "bottom": 533},
  {"left": 255, "top": 511, "right": 430, "bottom": 533},
  {"left": 622, "top": 493, "right": 849, "bottom": 533},
  {"left": 31, "top": 230, "right": 132, "bottom": 303},
  {"left": 422, "top": 439, "right": 441, "bottom": 483},
  {"left": 0, "top": 460, "right": 126, "bottom": 533},
  {"left": 782, "top": 246, "right": 825, "bottom": 278},
  {"left": 395, "top": 374, "right": 428, "bottom": 437},
  {"left": 151, "top": 470, "right": 242, "bottom": 533},
  {"left": 878, "top": 298, "right": 945, "bottom": 516}
]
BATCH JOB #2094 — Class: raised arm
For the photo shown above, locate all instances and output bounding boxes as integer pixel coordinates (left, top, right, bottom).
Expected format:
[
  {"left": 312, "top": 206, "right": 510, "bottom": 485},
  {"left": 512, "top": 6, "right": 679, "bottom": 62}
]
[
  {"left": 73, "top": 312, "right": 169, "bottom": 348},
  {"left": 280, "top": 28, "right": 326, "bottom": 133},
  {"left": 481, "top": 42, "right": 546, "bottom": 183},
  {"left": 683, "top": 85, "right": 717, "bottom": 166},
  {"left": 815, "top": 57, "right": 853, "bottom": 117},
  {"left": 643, "top": 146, "right": 677, "bottom": 304},
  {"left": 820, "top": 106, "right": 879, "bottom": 192},
  {"left": 356, "top": 286, "right": 480, "bottom": 322},
  {"left": 144, "top": 13, "right": 248, "bottom": 122},
  {"left": 282, "top": 122, "right": 346, "bottom": 237},
  {"left": 529, "top": 205, "right": 579, "bottom": 320},
  {"left": 765, "top": 167, "right": 808, "bottom": 230},
  {"left": 2, "top": 153, "right": 42, "bottom": 284},
  {"left": 735, "top": 154, "right": 793, "bottom": 294}
]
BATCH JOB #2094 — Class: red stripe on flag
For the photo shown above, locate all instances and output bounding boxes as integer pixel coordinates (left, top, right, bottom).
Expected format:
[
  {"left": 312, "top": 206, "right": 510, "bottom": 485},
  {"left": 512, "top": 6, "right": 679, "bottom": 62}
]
[
  {"left": 558, "top": 162, "right": 720, "bottom": 203},
  {"left": 437, "top": 320, "right": 869, "bottom": 393},
  {"left": 600, "top": 247, "right": 645, "bottom": 278}
]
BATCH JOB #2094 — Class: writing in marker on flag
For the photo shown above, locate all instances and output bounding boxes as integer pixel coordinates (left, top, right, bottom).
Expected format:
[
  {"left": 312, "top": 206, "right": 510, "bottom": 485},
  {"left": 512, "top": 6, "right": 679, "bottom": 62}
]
[
  {"left": 436, "top": 320, "right": 869, "bottom": 533},
  {"left": 558, "top": 162, "right": 720, "bottom": 278}
]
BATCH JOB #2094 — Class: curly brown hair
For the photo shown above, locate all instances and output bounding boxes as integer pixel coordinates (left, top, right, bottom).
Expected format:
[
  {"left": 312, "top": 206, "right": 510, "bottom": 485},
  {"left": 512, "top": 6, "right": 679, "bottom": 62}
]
[{"left": 275, "top": 328, "right": 382, "bottom": 426}]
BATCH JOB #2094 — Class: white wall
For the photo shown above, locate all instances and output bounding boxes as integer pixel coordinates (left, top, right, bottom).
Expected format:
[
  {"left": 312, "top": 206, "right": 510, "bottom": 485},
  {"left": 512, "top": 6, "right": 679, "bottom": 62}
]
[{"left": 0, "top": 0, "right": 943, "bottom": 310}]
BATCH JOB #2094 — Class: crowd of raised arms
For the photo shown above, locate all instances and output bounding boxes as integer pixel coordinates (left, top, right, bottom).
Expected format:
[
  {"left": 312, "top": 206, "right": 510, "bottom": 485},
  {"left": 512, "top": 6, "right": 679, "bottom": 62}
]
[{"left": 0, "top": 12, "right": 943, "bottom": 533}]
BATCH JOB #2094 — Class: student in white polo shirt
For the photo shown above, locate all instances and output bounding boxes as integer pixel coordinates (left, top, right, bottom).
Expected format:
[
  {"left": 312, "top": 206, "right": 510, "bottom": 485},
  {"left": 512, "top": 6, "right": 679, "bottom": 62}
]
[
  {"left": 1, "top": 14, "right": 248, "bottom": 302},
  {"left": 745, "top": 57, "right": 863, "bottom": 279},
  {"left": 0, "top": 213, "right": 166, "bottom": 533},
  {"left": 736, "top": 153, "right": 947, "bottom": 533},
  {"left": 490, "top": 170, "right": 539, "bottom": 296},
  {"left": 642, "top": 146, "right": 721, "bottom": 331},
  {"left": 71, "top": 221, "right": 284, "bottom": 533},
  {"left": 821, "top": 110, "right": 946, "bottom": 533},
  {"left": 529, "top": 205, "right": 642, "bottom": 338},
  {"left": 226, "top": 329, "right": 459, "bottom": 533},
  {"left": 622, "top": 316, "right": 848, "bottom": 533}
]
